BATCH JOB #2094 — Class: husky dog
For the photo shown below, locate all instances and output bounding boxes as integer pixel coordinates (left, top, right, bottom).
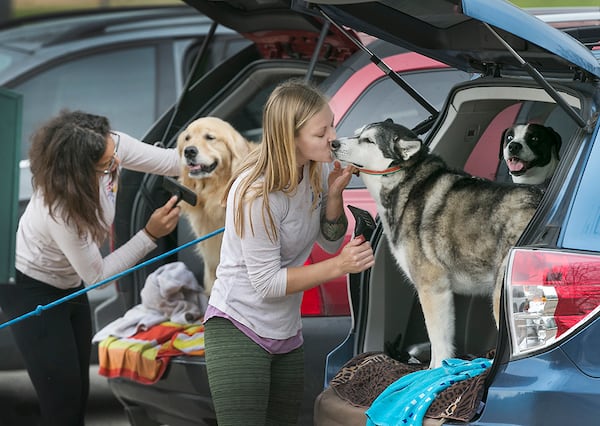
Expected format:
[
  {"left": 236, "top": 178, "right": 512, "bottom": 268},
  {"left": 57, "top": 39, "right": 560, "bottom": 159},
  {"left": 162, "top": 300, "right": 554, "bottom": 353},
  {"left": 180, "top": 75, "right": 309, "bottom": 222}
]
[
  {"left": 501, "top": 123, "right": 562, "bottom": 186},
  {"left": 331, "top": 119, "right": 542, "bottom": 368}
]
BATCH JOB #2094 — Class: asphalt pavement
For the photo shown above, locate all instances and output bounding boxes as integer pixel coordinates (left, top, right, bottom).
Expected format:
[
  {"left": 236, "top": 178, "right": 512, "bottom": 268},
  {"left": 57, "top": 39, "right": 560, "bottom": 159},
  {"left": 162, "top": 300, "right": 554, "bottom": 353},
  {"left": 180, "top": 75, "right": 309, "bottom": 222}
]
[{"left": 0, "top": 365, "right": 130, "bottom": 426}]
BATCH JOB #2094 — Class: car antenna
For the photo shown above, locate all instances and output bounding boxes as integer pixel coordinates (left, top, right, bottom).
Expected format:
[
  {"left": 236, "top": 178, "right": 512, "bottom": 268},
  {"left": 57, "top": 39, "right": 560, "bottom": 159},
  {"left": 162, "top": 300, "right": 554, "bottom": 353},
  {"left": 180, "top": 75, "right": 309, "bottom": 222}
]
[
  {"left": 483, "top": 22, "right": 587, "bottom": 130},
  {"left": 315, "top": 5, "right": 438, "bottom": 118}
]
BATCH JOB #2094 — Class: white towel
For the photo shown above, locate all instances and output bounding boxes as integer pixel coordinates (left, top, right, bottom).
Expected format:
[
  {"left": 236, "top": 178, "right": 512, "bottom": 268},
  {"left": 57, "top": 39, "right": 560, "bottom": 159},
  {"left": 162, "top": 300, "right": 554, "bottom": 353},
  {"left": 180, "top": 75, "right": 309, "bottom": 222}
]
[
  {"left": 140, "top": 261, "right": 206, "bottom": 323},
  {"left": 92, "top": 304, "right": 167, "bottom": 343},
  {"left": 93, "top": 262, "right": 207, "bottom": 342}
]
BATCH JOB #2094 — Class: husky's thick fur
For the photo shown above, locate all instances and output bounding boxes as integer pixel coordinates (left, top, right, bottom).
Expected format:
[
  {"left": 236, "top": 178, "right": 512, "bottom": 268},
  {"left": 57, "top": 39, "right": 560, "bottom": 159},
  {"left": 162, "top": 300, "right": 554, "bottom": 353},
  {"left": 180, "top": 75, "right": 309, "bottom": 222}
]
[{"left": 331, "top": 119, "right": 542, "bottom": 368}]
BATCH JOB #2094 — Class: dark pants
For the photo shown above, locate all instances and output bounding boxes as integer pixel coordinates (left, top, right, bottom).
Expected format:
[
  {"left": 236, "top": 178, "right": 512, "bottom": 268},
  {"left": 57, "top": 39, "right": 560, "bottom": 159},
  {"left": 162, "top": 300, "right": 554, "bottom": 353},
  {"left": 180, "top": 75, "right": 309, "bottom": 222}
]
[
  {"left": 204, "top": 316, "right": 305, "bottom": 426},
  {"left": 0, "top": 271, "right": 92, "bottom": 426}
]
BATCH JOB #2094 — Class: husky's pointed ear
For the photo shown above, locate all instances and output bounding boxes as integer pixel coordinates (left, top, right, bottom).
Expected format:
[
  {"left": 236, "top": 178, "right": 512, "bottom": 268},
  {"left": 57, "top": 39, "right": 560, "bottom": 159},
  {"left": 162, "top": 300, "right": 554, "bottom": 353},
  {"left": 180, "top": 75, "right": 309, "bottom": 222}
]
[
  {"left": 384, "top": 118, "right": 394, "bottom": 124},
  {"left": 353, "top": 124, "right": 366, "bottom": 136},
  {"left": 395, "top": 138, "right": 422, "bottom": 160}
]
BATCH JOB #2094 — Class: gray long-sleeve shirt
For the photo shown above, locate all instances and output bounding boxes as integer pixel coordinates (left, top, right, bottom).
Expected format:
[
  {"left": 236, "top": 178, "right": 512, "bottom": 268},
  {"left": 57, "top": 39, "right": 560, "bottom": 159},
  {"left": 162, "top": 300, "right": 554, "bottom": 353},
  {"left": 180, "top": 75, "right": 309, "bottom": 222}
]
[{"left": 208, "top": 164, "right": 344, "bottom": 340}]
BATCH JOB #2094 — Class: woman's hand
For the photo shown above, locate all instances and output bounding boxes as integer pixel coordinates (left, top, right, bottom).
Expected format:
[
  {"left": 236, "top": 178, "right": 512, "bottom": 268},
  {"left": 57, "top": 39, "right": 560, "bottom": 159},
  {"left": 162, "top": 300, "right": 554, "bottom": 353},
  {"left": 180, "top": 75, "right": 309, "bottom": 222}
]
[
  {"left": 144, "top": 196, "right": 181, "bottom": 240},
  {"left": 328, "top": 161, "right": 356, "bottom": 197},
  {"left": 336, "top": 235, "right": 375, "bottom": 275}
]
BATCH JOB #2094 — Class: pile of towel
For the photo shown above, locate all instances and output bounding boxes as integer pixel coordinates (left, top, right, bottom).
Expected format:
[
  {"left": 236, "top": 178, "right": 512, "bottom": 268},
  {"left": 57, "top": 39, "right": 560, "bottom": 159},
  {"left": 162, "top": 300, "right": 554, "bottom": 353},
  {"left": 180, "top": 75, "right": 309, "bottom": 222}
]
[
  {"left": 94, "top": 262, "right": 208, "bottom": 384},
  {"left": 93, "top": 261, "right": 207, "bottom": 342}
]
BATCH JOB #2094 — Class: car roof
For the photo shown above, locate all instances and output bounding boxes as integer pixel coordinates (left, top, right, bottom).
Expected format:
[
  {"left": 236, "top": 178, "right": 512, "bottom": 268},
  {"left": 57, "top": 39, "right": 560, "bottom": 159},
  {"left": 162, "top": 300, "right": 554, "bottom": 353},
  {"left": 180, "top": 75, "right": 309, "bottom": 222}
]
[
  {"left": 0, "top": 6, "right": 236, "bottom": 84},
  {"left": 529, "top": 6, "right": 600, "bottom": 29},
  {"left": 0, "top": 6, "right": 213, "bottom": 52},
  {"left": 295, "top": 0, "right": 600, "bottom": 79}
]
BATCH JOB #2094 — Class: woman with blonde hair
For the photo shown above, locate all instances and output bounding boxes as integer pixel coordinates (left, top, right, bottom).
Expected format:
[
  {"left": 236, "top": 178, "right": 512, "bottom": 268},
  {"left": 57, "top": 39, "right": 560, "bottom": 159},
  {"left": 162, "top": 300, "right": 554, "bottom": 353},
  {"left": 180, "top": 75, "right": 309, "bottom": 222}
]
[{"left": 203, "top": 79, "right": 375, "bottom": 425}]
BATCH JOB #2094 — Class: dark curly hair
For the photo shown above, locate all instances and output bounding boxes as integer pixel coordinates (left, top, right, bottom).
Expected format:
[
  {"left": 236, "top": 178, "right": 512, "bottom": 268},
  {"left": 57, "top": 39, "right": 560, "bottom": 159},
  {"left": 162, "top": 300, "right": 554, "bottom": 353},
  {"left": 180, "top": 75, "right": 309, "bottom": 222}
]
[{"left": 29, "top": 109, "right": 112, "bottom": 243}]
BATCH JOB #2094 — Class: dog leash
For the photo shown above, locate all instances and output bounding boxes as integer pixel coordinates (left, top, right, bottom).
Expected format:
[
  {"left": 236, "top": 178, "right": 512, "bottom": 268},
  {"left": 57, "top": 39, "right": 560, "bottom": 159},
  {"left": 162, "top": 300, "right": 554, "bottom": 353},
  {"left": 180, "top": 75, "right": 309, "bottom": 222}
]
[{"left": 0, "top": 227, "right": 225, "bottom": 331}]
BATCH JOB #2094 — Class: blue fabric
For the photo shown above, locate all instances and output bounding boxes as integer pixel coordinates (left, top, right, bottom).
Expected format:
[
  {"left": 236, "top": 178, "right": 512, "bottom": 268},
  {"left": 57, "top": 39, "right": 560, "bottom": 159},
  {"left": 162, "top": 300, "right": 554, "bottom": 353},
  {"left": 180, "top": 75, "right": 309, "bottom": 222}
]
[{"left": 365, "top": 358, "right": 492, "bottom": 426}]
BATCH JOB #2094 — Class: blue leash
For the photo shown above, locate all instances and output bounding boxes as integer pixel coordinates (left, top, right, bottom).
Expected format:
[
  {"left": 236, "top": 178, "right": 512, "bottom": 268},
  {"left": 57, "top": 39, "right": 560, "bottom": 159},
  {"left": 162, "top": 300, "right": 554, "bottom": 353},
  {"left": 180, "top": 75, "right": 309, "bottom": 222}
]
[{"left": 0, "top": 227, "right": 225, "bottom": 331}]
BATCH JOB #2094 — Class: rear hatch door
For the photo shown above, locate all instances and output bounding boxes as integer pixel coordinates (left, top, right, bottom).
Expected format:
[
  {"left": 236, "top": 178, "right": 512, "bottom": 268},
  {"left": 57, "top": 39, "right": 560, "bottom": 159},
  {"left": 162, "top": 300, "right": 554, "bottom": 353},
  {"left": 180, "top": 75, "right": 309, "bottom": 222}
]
[
  {"left": 294, "top": 0, "right": 600, "bottom": 78},
  {"left": 184, "top": 0, "right": 359, "bottom": 63}
]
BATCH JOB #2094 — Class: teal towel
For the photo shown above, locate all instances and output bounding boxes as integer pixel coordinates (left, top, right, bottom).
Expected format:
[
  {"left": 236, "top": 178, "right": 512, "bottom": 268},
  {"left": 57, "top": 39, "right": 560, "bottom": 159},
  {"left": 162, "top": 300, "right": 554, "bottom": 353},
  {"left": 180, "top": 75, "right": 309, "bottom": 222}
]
[{"left": 365, "top": 357, "right": 492, "bottom": 426}]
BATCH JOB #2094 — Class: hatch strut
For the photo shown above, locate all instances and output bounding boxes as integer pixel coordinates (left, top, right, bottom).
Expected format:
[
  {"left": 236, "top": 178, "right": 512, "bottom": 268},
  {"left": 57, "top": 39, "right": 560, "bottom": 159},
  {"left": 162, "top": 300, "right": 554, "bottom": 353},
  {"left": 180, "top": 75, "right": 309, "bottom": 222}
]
[
  {"left": 484, "top": 22, "right": 587, "bottom": 129},
  {"left": 315, "top": 6, "right": 439, "bottom": 121},
  {"left": 305, "top": 19, "right": 330, "bottom": 82},
  {"left": 161, "top": 20, "right": 219, "bottom": 143}
]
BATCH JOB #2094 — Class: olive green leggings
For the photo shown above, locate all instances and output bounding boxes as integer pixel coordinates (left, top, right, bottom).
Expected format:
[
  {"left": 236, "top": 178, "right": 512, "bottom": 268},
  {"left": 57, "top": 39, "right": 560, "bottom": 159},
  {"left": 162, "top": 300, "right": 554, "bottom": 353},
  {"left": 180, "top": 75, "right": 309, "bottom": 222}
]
[{"left": 204, "top": 317, "right": 304, "bottom": 426}]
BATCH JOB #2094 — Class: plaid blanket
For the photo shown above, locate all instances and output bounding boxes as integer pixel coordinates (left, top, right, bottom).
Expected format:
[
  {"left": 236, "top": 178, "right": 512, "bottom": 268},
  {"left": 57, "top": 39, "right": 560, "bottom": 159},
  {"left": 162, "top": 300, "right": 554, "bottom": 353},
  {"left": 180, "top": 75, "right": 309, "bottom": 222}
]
[{"left": 98, "top": 320, "right": 205, "bottom": 384}]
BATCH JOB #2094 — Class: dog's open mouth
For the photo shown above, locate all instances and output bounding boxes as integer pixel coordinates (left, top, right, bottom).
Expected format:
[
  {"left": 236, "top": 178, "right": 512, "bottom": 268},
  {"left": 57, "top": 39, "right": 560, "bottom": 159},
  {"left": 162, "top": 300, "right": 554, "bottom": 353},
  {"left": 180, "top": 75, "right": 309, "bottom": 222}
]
[
  {"left": 506, "top": 157, "right": 530, "bottom": 176},
  {"left": 187, "top": 160, "right": 218, "bottom": 177}
]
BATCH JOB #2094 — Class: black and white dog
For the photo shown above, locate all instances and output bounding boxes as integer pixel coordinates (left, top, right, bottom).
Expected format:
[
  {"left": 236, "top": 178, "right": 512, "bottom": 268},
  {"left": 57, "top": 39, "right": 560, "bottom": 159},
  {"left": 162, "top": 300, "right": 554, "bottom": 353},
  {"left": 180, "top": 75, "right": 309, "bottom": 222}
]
[
  {"left": 332, "top": 119, "right": 542, "bottom": 368},
  {"left": 500, "top": 123, "right": 562, "bottom": 186}
]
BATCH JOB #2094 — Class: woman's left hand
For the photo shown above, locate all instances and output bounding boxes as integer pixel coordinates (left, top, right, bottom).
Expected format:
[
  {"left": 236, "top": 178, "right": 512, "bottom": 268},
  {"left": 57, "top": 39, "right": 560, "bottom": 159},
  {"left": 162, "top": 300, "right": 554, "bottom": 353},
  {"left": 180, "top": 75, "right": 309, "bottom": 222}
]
[{"left": 328, "top": 161, "right": 356, "bottom": 196}]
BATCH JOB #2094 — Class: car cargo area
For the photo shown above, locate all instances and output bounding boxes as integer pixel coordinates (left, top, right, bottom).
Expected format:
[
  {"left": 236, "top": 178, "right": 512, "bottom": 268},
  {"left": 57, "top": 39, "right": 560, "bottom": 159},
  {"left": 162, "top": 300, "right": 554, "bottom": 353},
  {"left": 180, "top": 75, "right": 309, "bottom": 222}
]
[
  {"left": 353, "top": 78, "right": 584, "bottom": 361},
  {"left": 358, "top": 234, "right": 499, "bottom": 364},
  {"left": 316, "top": 76, "right": 589, "bottom": 425}
]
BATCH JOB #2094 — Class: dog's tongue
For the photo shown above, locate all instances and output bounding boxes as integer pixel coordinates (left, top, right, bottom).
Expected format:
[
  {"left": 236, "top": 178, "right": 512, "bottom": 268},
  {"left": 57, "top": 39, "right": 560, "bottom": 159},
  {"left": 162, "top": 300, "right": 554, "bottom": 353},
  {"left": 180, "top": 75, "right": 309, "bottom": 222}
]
[{"left": 507, "top": 158, "right": 526, "bottom": 172}]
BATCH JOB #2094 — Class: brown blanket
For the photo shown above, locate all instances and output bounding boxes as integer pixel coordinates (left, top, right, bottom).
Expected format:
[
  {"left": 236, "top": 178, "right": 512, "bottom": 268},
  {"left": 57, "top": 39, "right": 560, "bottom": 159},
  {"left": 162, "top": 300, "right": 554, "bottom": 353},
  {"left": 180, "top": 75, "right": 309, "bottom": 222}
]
[{"left": 329, "top": 352, "right": 490, "bottom": 422}]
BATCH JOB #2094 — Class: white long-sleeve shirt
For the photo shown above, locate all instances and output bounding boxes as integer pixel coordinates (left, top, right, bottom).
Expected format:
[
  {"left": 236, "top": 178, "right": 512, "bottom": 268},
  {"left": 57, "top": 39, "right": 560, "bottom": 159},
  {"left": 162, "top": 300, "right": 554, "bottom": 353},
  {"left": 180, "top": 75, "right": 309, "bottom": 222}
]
[
  {"left": 15, "top": 131, "right": 180, "bottom": 289},
  {"left": 207, "top": 164, "right": 345, "bottom": 340}
]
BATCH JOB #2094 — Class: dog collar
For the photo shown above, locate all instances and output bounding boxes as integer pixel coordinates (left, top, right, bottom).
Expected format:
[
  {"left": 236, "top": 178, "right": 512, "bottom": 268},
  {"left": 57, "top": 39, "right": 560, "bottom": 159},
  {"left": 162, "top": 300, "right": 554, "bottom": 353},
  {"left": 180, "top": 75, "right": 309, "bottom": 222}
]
[{"left": 357, "top": 166, "right": 402, "bottom": 176}]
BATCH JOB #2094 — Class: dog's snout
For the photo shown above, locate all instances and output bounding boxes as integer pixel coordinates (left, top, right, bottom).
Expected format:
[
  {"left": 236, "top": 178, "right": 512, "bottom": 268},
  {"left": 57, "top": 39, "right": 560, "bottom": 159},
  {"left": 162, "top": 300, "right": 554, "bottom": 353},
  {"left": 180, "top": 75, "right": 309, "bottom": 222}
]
[
  {"left": 331, "top": 139, "right": 341, "bottom": 150},
  {"left": 184, "top": 146, "right": 198, "bottom": 159},
  {"left": 508, "top": 142, "right": 522, "bottom": 155}
]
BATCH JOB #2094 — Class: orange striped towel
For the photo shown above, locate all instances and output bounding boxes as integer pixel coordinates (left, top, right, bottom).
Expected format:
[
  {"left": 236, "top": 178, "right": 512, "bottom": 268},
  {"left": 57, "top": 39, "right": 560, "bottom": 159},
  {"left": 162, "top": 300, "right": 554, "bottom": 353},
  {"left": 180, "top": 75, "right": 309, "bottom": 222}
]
[{"left": 98, "top": 320, "right": 205, "bottom": 384}]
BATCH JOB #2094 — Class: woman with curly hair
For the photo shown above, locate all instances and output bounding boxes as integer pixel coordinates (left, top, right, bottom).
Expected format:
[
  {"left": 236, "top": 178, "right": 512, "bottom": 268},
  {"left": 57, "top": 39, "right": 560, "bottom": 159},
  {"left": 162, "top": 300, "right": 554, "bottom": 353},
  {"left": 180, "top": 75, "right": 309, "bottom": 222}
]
[{"left": 0, "top": 110, "right": 181, "bottom": 425}]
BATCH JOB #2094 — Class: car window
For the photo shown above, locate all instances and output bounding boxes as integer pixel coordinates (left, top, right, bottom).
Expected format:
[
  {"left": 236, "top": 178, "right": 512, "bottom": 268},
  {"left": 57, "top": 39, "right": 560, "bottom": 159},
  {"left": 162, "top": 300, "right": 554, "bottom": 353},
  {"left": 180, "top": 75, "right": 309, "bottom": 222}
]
[
  {"left": 14, "top": 46, "right": 157, "bottom": 161},
  {"left": 335, "top": 69, "right": 470, "bottom": 138},
  {"left": 228, "top": 83, "right": 274, "bottom": 142},
  {"left": 0, "top": 53, "right": 14, "bottom": 73},
  {"left": 464, "top": 103, "right": 522, "bottom": 180},
  {"left": 14, "top": 46, "right": 160, "bottom": 202},
  {"left": 336, "top": 69, "right": 470, "bottom": 188}
]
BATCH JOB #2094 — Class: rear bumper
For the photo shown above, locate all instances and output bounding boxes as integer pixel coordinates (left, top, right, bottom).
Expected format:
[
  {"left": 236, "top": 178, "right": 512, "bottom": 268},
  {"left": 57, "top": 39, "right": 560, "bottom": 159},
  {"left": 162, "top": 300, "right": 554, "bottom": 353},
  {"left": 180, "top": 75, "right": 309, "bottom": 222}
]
[{"left": 109, "top": 356, "right": 215, "bottom": 426}]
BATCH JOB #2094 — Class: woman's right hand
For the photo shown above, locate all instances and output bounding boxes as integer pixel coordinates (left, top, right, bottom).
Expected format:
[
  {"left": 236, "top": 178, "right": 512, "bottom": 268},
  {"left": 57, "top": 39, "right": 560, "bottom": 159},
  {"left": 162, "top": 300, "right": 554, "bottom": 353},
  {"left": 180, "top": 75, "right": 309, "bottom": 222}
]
[
  {"left": 337, "top": 235, "right": 375, "bottom": 274},
  {"left": 144, "top": 195, "right": 181, "bottom": 240}
]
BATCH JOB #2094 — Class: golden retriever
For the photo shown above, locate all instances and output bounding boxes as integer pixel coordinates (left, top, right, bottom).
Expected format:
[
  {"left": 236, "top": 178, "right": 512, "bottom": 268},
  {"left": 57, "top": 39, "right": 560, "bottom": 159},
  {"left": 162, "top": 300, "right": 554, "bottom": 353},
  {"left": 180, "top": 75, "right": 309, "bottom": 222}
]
[{"left": 176, "top": 116, "right": 254, "bottom": 295}]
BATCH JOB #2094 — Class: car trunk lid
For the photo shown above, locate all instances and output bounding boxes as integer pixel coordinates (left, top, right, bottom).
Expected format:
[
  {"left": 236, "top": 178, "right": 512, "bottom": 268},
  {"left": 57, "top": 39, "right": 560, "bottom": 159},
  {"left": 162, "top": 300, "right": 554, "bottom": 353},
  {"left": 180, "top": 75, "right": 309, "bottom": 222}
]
[
  {"left": 294, "top": 0, "right": 600, "bottom": 78},
  {"left": 183, "top": 0, "right": 359, "bottom": 63}
]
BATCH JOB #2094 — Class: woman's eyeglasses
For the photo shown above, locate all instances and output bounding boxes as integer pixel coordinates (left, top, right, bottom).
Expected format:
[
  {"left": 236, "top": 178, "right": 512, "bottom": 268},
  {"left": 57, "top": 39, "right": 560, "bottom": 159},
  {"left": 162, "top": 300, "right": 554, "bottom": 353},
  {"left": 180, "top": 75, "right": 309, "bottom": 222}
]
[{"left": 102, "top": 132, "right": 120, "bottom": 175}]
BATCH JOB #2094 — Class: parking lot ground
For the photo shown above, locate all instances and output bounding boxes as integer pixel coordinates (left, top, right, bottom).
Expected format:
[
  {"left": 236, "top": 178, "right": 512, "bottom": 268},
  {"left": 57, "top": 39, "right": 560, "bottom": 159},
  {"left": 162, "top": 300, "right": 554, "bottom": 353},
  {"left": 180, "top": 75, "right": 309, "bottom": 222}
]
[{"left": 0, "top": 365, "right": 130, "bottom": 426}]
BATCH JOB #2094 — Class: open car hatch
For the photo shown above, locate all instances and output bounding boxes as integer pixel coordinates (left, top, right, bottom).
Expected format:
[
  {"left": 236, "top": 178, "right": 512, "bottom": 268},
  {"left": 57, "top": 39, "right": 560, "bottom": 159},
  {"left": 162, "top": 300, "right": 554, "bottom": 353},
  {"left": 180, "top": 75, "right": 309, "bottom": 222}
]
[
  {"left": 293, "top": 0, "right": 600, "bottom": 128},
  {"left": 183, "top": 0, "right": 359, "bottom": 63}
]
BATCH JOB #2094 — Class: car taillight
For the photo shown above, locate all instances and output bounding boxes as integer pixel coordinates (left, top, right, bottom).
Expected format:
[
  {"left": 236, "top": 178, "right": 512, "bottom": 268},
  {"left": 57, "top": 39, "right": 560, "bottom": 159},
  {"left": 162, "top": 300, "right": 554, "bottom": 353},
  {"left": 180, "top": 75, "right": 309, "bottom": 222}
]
[{"left": 506, "top": 248, "right": 600, "bottom": 358}]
